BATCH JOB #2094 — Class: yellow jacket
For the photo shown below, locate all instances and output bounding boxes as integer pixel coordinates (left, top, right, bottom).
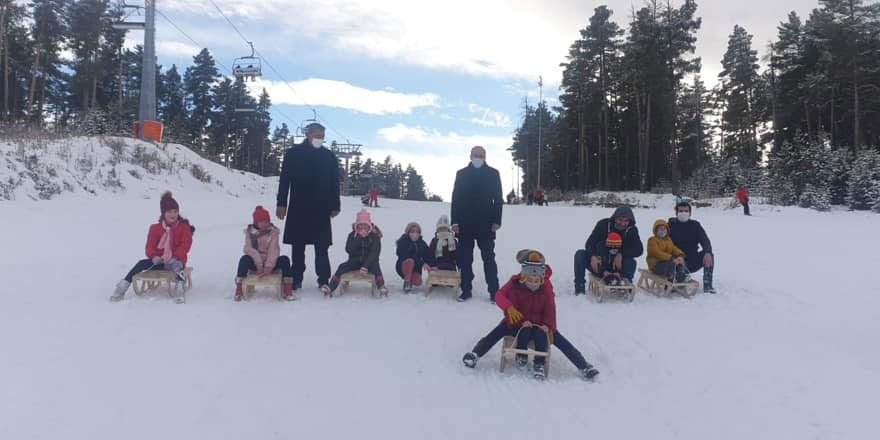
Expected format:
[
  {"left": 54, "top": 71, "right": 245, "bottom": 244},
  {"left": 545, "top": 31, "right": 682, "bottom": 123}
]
[{"left": 646, "top": 219, "right": 684, "bottom": 270}]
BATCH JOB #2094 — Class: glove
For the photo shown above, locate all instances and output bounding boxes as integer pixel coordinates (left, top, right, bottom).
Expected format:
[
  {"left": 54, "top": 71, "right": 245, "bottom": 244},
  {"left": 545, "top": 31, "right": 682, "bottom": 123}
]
[
  {"left": 151, "top": 256, "right": 163, "bottom": 265},
  {"left": 166, "top": 258, "right": 184, "bottom": 273},
  {"left": 506, "top": 306, "right": 524, "bottom": 324},
  {"left": 360, "top": 267, "right": 369, "bottom": 275}
]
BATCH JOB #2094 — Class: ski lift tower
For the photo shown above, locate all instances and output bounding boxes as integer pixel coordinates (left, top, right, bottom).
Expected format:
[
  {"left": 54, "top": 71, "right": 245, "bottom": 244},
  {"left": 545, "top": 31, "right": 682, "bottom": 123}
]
[
  {"left": 330, "top": 141, "right": 363, "bottom": 195},
  {"left": 113, "top": 1, "right": 156, "bottom": 140}
]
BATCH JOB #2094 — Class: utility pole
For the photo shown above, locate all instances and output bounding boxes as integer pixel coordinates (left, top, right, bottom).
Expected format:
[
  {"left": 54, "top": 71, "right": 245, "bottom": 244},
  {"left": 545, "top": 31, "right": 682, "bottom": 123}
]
[
  {"left": 537, "top": 76, "right": 543, "bottom": 191},
  {"left": 138, "top": 0, "right": 157, "bottom": 138}
]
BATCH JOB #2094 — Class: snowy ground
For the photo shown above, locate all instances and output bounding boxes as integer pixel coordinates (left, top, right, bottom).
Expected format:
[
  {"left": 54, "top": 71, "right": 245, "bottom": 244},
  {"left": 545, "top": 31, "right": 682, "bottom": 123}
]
[{"left": 2, "top": 143, "right": 879, "bottom": 439}]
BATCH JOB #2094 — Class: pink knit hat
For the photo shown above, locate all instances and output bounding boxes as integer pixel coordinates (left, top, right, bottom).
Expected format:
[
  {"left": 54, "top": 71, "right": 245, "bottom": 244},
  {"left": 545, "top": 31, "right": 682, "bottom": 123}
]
[{"left": 355, "top": 209, "right": 372, "bottom": 226}]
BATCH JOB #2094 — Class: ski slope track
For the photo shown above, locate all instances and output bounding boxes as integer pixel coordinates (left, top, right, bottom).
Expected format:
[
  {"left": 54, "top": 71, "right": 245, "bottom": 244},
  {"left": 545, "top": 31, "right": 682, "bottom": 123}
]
[{"left": 1, "top": 137, "right": 878, "bottom": 439}]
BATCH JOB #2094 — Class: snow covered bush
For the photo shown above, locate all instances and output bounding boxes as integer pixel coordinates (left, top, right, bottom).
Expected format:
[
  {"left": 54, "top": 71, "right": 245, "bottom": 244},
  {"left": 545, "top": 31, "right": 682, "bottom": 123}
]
[{"left": 847, "top": 149, "right": 880, "bottom": 211}]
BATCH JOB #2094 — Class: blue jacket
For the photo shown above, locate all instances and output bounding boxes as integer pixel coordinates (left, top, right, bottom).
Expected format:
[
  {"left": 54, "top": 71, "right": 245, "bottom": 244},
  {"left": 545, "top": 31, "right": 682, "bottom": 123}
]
[
  {"left": 585, "top": 207, "right": 644, "bottom": 259},
  {"left": 667, "top": 217, "right": 712, "bottom": 259}
]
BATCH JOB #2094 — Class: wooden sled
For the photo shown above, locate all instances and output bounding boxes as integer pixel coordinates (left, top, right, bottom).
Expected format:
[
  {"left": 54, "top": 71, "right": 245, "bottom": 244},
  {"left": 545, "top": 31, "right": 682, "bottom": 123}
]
[
  {"left": 425, "top": 269, "right": 461, "bottom": 297},
  {"left": 588, "top": 273, "right": 635, "bottom": 303},
  {"left": 499, "top": 335, "right": 552, "bottom": 378},
  {"left": 132, "top": 267, "right": 193, "bottom": 302},
  {"left": 637, "top": 269, "right": 700, "bottom": 298},
  {"left": 340, "top": 271, "right": 381, "bottom": 297},
  {"left": 242, "top": 271, "right": 284, "bottom": 300}
]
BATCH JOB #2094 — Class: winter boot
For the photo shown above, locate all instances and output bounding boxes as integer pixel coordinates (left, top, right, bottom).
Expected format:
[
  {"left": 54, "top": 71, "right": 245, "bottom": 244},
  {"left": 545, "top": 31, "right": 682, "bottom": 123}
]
[
  {"left": 703, "top": 265, "right": 715, "bottom": 293},
  {"left": 234, "top": 279, "right": 244, "bottom": 302},
  {"left": 489, "top": 291, "right": 497, "bottom": 304},
  {"left": 282, "top": 277, "right": 296, "bottom": 301},
  {"left": 403, "top": 281, "right": 413, "bottom": 293},
  {"left": 581, "top": 362, "right": 599, "bottom": 381},
  {"left": 533, "top": 363, "right": 546, "bottom": 381},
  {"left": 462, "top": 352, "right": 478, "bottom": 368},
  {"left": 172, "top": 280, "right": 186, "bottom": 304},
  {"left": 574, "top": 283, "right": 586, "bottom": 295},
  {"left": 110, "top": 280, "right": 130, "bottom": 302},
  {"left": 515, "top": 354, "right": 528, "bottom": 370},
  {"left": 457, "top": 290, "right": 472, "bottom": 302},
  {"left": 378, "top": 285, "right": 389, "bottom": 296},
  {"left": 320, "top": 284, "right": 333, "bottom": 298}
]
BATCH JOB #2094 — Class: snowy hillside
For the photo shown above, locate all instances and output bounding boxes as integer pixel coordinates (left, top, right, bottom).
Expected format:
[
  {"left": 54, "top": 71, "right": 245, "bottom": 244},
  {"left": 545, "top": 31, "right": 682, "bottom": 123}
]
[
  {"left": 1, "top": 148, "right": 878, "bottom": 439},
  {"left": 0, "top": 135, "right": 275, "bottom": 201}
]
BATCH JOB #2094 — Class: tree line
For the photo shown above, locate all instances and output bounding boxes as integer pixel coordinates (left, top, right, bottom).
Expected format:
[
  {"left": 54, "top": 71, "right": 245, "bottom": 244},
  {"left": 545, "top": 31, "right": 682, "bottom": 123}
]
[
  {"left": 0, "top": 0, "right": 434, "bottom": 201},
  {"left": 509, "top": 0, "right": 880, "bottom": 212}
]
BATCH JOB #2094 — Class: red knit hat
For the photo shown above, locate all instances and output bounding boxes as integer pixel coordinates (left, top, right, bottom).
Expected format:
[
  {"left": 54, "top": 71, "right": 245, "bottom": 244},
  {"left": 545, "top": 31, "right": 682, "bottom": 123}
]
[
  {"left": 253, "top": 205, "right": 271, "bottom": 224},
  {"left": 606, "top": 232, "right": 623, "bottom": 248},
  {"left": 160, "top": 191, "right": 179, "bottom": 214}
]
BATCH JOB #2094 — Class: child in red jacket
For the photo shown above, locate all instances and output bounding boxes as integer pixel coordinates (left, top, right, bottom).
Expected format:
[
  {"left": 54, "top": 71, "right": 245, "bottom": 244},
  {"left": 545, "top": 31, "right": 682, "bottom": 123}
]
[
  {"left": 110, "top": 192, "right": 194, "bottom": 303},
  {"left": 463, "top": 249, "right": 556, "bottom": 380},
  {"left": 234, "top": 206, "right": 294, "bottom": 301}
]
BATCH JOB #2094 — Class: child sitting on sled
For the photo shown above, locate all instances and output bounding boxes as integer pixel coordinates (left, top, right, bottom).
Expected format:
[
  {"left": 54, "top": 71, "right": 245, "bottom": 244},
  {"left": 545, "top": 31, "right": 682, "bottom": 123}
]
[
  {"left": 234, "top": 206, "right": 295, "bottom": 301},
  {"left": 321, "top": 209, "right": 388, "bottom": 296},
  {"left": 590, "top": 232, "right": 627, "bottom": 286},
  {"left": 110, "top": 192, "right": 194, "bottom": 302},
  {"left": 647, "top": 219, "right": 689, "bottom": 282},
  {"left": 395, "top": 222, "right": 434, "bottom": 293},
  {"left": 462, "top": 250, "right": 556, "bottom": 380},
  {"left": 428, "top": 215, "right": 458, "bottom": 271}
]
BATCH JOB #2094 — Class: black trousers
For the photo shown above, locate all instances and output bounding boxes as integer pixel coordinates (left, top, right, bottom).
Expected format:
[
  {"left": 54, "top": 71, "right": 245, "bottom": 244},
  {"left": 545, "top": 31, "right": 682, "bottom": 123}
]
[
  {"left": 742, "top": 200, "right": 751, "bottom": 215},
  {"left": 471, "top": 322, "right": 593, "bottom": 370},
  {"left": 291, "top": 243, "right": 331, "bottom": 286},
  {"left": 458, "top": 236, "right": 499, "bottom": 295},
  {"left": 236, "top": 255, "right": 293, "bottom": 278}
]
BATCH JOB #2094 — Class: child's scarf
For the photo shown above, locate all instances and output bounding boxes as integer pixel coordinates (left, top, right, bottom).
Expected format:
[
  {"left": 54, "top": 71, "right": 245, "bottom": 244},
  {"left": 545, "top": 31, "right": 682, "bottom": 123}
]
[
  {"left": 435, "top": 231, "right": 456, "bottom": 258},
  {"left": 158, "top": 221, "right": 175, "bottom": 262}
]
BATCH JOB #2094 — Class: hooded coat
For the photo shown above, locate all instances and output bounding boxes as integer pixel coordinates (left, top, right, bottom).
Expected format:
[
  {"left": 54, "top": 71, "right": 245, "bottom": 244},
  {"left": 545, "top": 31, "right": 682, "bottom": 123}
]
[
  {"left": 494, "top": 265, "right": 557, "bottom": 332},
  {"left": 584, "top": 207, "right": 643, "bottom": 259},
  {"left": 646, "top": 219, "right": 684, "bottom": 270}
]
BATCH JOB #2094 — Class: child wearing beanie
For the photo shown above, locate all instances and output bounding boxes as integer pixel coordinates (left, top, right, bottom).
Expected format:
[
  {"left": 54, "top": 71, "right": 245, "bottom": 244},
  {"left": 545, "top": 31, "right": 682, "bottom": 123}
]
[
  {"left": 110, "top": 191, "right": 194, "bottom": 303},
  {"left": 321, "top": 209, "right": 387, "bottom": 297},
  {"left": 429, "top": 215, "right": 458, "bottom": 272},
  {"left": 591, "top": 232, "right": 627, "bottom": 285},
  {"left": 233, "top": 206, "right": 295, "bottom": 301},
  {"left": 395, "top": 222, "right": 434, "bottom": 293}
]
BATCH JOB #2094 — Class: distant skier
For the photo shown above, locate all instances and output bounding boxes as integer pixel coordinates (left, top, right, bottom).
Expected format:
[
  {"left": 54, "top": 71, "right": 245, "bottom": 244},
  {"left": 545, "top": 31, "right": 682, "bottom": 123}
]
[
  {"left": 668, "top": 202, "right": 716, "bottom": 293},
  {"left": 736, "top": 186, "right": 751, "bottom": 216},
  {"left": 233, "top": 206, "right": 295, "bottom": 301},
  {"left": 462, "top": 250, "right": 599, "bottom": 381},
  {"left": 369, "top": 186, "right": 380, "bottom": 208},
  {"left": 110, "top": 192, "right": 194, "bottom": 303}
]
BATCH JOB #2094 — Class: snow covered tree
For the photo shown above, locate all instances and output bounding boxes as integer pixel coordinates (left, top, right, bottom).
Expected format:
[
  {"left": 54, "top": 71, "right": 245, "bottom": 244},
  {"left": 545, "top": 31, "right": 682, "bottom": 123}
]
[
  {"left": 718, "top": 25, "right": 762, "bottom": 167},
  {"left": 847, "top": 149, "right": 880, "bottom": 210},
  {"left": 403, "top": 165, "right": 427, "bottom": 201}
]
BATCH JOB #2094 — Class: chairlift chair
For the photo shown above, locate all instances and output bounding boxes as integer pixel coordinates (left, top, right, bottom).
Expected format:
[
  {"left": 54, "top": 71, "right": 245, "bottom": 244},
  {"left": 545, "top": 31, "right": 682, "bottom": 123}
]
[{"left": 233, "top": 42, "right": 262, "bottom": 81}]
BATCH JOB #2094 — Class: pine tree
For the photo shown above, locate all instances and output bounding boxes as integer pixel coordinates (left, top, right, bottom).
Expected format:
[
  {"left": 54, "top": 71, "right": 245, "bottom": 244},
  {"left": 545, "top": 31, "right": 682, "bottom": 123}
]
[
  {"left": 847, "top": 150, "right": 880, "bottom": 210},
  {"left": 28, "top": 0, "right": 66, "bottom": 122},
  {"left": 159, "top": 64, "right": 187, "bottom": 142},
  {"left": 183, "top": 49, "right": 219, "bottom": 151},
  {"left": 403, "top": 165, "right": 427, "bottom": 201},
  {"left": 718, "top": 25, "right": 762, "bottom": 167}
]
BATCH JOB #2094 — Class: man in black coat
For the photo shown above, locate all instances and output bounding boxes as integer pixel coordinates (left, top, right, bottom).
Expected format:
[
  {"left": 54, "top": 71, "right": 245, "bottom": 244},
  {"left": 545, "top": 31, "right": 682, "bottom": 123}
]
[
  {"left": 668, "top": 202, "right": 716, "bottom": 293},
  {"left": 276, "top": 123, "right": 341, "bottom": 292},
  {"left": 451, "top": 146, "right": 503, "bottom": 302},
  {"left": 574, "top": 206, "right": 643, "bottom": 293}
]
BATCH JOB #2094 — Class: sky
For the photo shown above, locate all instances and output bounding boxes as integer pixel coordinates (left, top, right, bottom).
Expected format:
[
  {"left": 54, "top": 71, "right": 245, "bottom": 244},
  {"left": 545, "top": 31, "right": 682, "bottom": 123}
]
[{"left": 126, "top": 0, "right": 816, "bottom": 200}]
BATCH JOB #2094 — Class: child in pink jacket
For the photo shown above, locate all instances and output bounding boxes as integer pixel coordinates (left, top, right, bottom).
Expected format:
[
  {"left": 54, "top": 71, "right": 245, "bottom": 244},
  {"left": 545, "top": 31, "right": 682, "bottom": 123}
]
[{"left": 235, "top": 206, "right": 294, "bottom": 301}]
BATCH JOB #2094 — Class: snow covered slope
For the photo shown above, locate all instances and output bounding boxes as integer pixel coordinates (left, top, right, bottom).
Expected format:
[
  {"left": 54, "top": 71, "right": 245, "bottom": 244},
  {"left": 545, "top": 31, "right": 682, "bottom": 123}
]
[{"left": 1, "top": 143, "right": 878, "bottom": 439}]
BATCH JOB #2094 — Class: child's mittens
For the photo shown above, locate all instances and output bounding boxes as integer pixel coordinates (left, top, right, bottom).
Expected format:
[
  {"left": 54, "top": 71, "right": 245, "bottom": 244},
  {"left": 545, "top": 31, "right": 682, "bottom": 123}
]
[
  {"left": 359, "top": 267, "right": 369, "bottom": 275},
  {"left": 151, "top": 256, "right": 163, "bottom": 265},
  {"left": 506, "top": 306, "right": 524, "bottom": 324},
  {"left": 166, "top": 258, "right": 184, "bottom": 273}
]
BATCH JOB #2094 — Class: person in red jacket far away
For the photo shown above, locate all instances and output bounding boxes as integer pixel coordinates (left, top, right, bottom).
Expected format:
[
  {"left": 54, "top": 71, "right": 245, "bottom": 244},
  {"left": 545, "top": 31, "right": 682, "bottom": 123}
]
[
  {"left": 369, "top": 186, "right": 379, "bottom": 207},
  {"left": 110, "top": 192, "right": 194, "bottom": 303},
  {"left": 736, "top": 187, "right": 751, "bottom": 216}
]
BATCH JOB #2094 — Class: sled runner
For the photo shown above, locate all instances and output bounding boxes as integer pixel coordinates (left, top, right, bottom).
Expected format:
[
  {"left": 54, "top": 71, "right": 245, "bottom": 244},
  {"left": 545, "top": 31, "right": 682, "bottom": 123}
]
[
  {"left": 340, "top": 271, "right": 380, "bottom": 297},
  {"left": 499, "top": 335, "right": 552, "bottom": 378},
  {"left": 588, "top": 273, "right": 635, "bottom": 303},
  {"left": 637, "top": 269, "right": 700, "bottom": 298},
  {"left": 242, "top": 271, "right": 284, "bottom": 300},
  {"left": 131, "top": 267, "right": 193, "bottom": 302},
  {"left": 425, "top": 269, "right": 461, "bottom": 297}
]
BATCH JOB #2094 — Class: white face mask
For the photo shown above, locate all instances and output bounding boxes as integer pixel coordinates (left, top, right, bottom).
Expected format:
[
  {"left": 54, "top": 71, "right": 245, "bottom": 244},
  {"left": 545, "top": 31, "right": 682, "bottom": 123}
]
[
  {"left": 471, "top": 158, "right": 484, "bottom": 168},
  {"left": 525, "top": 281, "right": 542, "bottom": 291},
  {"left": 311, "top": 138, "right": 324, "bottom": 149},
  {"left": 677, "top": 212, "right": 690, "bottom": 223},
  {"left": 656, "top": 228, "right": 668, "bottom": 238}
]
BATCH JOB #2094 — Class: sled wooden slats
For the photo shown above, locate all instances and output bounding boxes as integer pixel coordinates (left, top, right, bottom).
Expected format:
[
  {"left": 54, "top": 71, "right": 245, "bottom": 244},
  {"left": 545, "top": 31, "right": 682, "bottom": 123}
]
[
  {"left": 637, "top": 269, "right": 700, "bottom": 298},
  {"left": 425, "top": 270, "right": 461, "bottom": 296},
  {"left": 340, "top": 271, "right": 378, "bottom": 297},
  {"left": 588, "top": 274, "right": 635, "bottom": 303},
  {"left": 131, "top": 267, "right": 193, "bottom": 297},
  {"left": 242, "top": 271, "right": 283, "bottom": 300},
  {"left": 499, "top": 336, "right": 551, "bottom": 377}
]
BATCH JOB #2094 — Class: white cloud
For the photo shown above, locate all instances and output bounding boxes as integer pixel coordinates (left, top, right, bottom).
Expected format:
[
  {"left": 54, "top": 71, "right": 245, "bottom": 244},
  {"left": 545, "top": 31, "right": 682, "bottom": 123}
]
[
  {"left": 467, "top": 104, "right": 512, "bottom": 128},
  {"left": 375, "top": 124, "right": 515, "bottom": 200},
  {"left": 157, "top": 40, "right": 201, "bottom": 59},
  {"left": 252, "top": 78, "right": 439, "bottom": 115}
]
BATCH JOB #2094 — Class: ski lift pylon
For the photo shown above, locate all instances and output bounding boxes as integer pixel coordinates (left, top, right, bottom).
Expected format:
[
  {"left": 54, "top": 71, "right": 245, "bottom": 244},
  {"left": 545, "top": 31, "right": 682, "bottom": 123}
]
[
  {"left": 112, "top": 2, "right": 145, "bottom": 30},
  {"left": 233, "top": 42, "right": 262, "bottom": 81}
]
